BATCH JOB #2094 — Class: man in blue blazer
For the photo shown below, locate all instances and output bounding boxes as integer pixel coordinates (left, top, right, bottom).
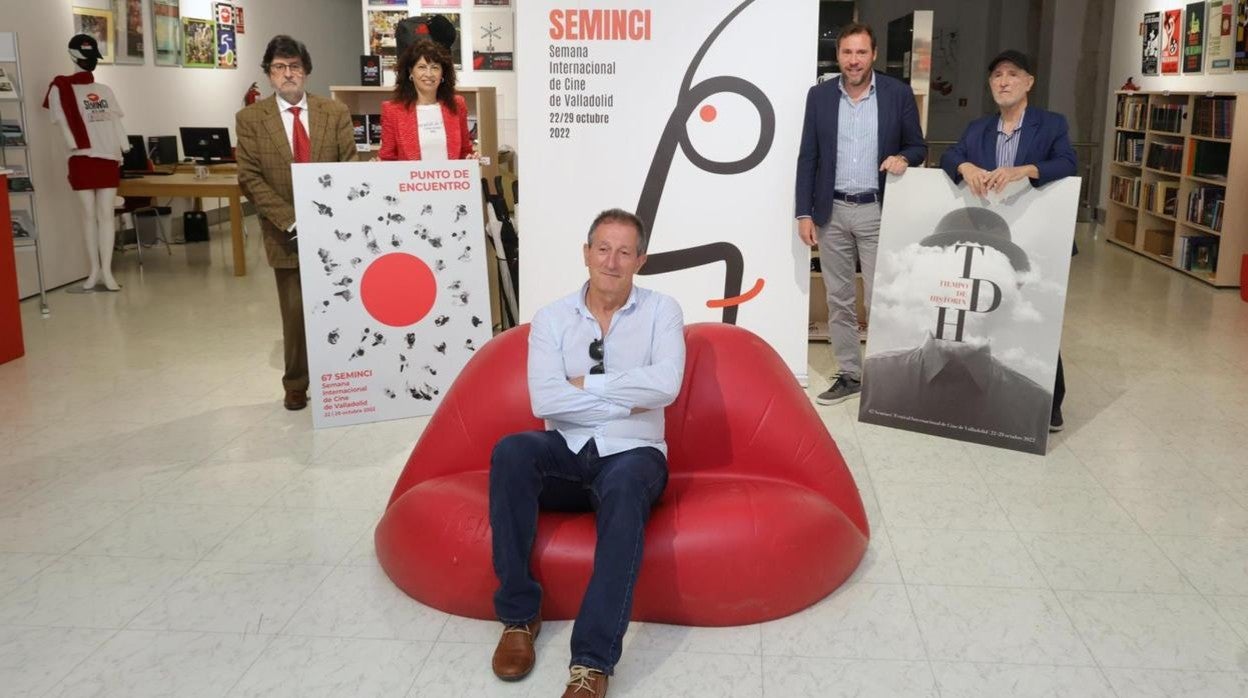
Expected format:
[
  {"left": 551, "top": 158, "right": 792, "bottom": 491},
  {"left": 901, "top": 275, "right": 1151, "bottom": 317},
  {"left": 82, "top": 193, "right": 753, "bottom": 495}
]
[
  {"left": 795, "top": 22, "right": 927, "bottom": 406},
  {"left": 939, "top": 49, "right": 1077, "bottom": 432}
]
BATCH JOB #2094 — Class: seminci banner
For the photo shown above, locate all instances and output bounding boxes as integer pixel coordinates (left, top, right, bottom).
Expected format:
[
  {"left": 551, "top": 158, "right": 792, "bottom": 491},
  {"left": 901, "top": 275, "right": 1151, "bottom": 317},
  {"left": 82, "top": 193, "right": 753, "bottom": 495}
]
[
  {"left": 293, "top": 161, "right": 492, "bottom": 429},
  {"left": 516, "top": 0, "right": 817, "bottom": 381},
  {"left": 859, "top": 169, "right": 1080, "bottom": 455}
]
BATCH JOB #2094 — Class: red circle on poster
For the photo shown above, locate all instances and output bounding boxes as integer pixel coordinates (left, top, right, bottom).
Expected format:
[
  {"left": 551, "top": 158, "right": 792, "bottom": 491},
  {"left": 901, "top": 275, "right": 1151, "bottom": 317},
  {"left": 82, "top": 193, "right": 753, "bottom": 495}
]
[
  {"left": 360, "top": 253, "right": 437, "bottom": 327},
  {"left": 699, "top": 104, "right": 717, "bottom": 122}
]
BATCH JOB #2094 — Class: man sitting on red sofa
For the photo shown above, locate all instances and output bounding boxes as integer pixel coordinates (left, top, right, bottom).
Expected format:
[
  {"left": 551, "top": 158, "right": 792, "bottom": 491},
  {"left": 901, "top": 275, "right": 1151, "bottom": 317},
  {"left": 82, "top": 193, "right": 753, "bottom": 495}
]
[{"left": 489, "top": 208, "right": 685, "bottom": 697}]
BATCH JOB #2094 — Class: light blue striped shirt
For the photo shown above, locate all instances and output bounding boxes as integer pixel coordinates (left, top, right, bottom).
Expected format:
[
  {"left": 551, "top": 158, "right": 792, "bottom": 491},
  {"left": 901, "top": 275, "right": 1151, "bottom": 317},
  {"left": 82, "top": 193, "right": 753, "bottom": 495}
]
[
  {"left": 527, "top": 283, "right": 685, "bottom": 457},
  {"left": 834, "top": 73, "right": 880, "bottom": 194},
  {"left": 995, "top": 111, "right": 1025, "bottom": 167}
]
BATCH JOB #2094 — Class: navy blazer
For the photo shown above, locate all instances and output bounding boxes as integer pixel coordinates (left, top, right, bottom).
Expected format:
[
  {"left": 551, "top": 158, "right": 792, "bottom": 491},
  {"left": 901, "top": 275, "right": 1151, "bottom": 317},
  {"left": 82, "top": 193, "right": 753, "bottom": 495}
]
[
  {"left": 939, "top": 106, "right": 1076, "bottom": 186},
  {"left": 795, "top": 72, "right": 927, "bottom": 226}
]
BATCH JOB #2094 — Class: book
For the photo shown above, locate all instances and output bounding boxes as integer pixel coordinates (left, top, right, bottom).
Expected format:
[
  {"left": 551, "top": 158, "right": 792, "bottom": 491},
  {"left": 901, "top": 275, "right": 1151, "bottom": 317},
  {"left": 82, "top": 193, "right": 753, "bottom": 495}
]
[
  {"left": 10, "top": 209, "right": 35, "bottom": 239},
  {"left": 0, "top": 67, "right": 16, "bottom": 99},
  {"left": 367, "top": 113, "right": 382, "bottom": 146},
  {"left": 360, "top": 55, "right": 381, "bottom": 86},
  {"left": 351, "top": 114, "right": 368, "bottom": 147},
  {"left": 5, "top": 163, "right": 32, "bottom": 192},
  {"left": 1185, "top": 235, "right": 1219, "bottom": 272},
  {"left": 1, "top": 119, "right": 25, "bottom": 147}
]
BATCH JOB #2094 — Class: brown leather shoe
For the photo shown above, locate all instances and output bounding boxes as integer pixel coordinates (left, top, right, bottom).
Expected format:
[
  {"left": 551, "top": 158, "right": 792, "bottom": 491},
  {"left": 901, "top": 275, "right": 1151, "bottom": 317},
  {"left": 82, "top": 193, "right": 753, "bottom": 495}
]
[
  {"left": 283, "top": 390, "right": 307, "bottom": 411},
  {"left": 562, "top": 666, "right": 608, "bottom": 697},
  {"left": 491, "top": 618, "right": 541, "bottom": 681}
]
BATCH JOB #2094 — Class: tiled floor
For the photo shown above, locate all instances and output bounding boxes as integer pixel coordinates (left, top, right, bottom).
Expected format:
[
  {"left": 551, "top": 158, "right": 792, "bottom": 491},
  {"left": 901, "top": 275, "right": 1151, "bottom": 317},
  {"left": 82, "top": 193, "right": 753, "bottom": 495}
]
[{"left": 2, "top": 219, "right": 1247, "bottom": 697}]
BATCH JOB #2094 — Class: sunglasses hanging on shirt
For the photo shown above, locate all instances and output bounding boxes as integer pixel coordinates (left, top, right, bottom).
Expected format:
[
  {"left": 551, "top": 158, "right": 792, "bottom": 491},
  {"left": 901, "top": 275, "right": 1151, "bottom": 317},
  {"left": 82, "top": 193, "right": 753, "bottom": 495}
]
[{"left": 589, "top": 338, "right": 605, "bottom": 375}]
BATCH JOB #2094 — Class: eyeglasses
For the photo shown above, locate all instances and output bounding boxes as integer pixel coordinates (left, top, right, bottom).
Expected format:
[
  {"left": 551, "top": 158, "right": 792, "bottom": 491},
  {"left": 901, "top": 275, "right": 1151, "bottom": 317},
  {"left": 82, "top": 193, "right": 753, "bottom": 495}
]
[
  {"left": 412, "top": 63, "right": 443, "bottom": 74},
  {"left": 588, "top": 338, "right": 605, "bottom": 375},
  {"left": 269, "top": 62, "right": 305, "bottom": 75}
]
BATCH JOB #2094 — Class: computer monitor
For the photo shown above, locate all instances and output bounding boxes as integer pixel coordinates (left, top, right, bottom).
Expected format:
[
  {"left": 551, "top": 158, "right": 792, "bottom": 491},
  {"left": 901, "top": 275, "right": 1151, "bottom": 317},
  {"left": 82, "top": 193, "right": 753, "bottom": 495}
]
[
  {"left": 180, "top": 127, "right": 233, "bottom": 164},
  {"left": 121, "top": 135, "right": 149, "bottom": 172},
  {"left": 147, "top": 135, "right": 178, "bottom": 165}
]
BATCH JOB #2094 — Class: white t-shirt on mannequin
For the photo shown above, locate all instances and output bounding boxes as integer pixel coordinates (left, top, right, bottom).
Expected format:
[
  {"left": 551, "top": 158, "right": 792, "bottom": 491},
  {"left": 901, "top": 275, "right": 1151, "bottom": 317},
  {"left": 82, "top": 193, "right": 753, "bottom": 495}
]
[
  {"left": 47, "top": 81, "right": 126, "bottom": 161},
  {"left": 416, "top": 104, "right": 447, "bottom": 161}
]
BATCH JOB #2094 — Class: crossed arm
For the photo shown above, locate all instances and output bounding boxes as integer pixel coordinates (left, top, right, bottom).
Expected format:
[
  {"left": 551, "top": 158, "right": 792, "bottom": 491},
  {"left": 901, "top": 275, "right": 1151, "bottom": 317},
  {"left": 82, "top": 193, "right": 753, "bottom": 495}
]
[{"left": 528, "top": 298, "right": 685, "bottom": 427}]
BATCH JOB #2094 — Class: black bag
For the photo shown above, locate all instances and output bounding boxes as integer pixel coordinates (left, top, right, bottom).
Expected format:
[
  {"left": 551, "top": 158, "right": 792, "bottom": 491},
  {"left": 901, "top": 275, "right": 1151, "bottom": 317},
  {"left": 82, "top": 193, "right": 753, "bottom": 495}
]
[{"left": 183, "top": 210, "right": 209, "bottom": 242}]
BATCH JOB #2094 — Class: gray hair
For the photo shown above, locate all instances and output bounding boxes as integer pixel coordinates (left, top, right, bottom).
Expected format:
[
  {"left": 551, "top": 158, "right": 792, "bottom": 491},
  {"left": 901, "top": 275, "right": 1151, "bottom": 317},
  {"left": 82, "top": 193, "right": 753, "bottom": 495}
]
[{"left": 586, "top": 208, "right": 649, "bottom": 255}]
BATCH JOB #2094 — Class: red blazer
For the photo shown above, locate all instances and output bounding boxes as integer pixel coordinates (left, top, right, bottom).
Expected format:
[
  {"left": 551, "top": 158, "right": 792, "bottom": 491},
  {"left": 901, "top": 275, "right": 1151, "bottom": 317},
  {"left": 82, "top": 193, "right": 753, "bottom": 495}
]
[{"left": 378, "top": 94, "right": 473, "bottom": 161}]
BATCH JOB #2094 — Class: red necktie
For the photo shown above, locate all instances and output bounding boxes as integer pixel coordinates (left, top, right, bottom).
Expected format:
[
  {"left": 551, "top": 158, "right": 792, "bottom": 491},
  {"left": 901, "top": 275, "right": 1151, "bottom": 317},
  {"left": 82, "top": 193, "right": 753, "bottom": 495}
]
[{"left": 289, "top": 106, "right": 310, "bottom": 163}]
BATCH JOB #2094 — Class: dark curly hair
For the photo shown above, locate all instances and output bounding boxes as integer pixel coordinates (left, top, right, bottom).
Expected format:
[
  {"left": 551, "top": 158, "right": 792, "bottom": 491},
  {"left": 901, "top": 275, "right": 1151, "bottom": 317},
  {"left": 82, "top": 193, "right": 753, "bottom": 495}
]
[
  {"left": 261, "top": 35, "right": 312, "bottom": 75},
  {"left": 392, "top": 39, "right": 457, "bottom": 112}
]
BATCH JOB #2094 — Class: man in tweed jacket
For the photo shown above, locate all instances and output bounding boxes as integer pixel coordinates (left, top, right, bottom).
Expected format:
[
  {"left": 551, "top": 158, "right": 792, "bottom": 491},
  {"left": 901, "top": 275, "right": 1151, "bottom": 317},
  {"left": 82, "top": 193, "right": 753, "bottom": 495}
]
[{"left": 236, "top": 35, "right": 358, "bottom": 411}]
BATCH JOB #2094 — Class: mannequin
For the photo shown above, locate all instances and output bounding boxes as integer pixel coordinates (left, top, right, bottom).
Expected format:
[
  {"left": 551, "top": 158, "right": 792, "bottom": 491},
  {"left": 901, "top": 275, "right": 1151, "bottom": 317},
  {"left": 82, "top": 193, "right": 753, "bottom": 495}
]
[{"left": 41, "top": 34, "right": 130, "bottom": 291}]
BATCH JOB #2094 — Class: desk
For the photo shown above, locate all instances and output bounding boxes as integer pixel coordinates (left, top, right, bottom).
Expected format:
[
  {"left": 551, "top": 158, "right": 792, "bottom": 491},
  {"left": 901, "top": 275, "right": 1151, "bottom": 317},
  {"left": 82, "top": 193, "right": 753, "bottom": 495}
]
[{"left": 117, "top": 173, "right": 248, "bottom": 276}]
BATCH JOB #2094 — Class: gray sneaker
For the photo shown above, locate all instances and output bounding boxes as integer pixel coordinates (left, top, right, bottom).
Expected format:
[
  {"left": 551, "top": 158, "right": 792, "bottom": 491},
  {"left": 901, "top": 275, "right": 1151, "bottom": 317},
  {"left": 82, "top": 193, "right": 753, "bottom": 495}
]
[{"left": 816, "top": 374, "right": 861, "bottom": 405}]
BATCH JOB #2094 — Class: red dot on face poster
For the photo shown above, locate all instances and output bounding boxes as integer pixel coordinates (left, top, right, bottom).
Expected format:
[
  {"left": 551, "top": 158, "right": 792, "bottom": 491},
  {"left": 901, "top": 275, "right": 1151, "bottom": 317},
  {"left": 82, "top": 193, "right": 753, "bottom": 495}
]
[{"left": 360, "top": 253, "right": 437, "bottom": 327}]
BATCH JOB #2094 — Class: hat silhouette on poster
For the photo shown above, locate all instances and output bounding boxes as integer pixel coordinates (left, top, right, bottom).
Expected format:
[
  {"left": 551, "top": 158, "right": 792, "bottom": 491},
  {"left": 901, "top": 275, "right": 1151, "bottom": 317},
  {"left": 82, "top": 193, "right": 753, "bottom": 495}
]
[{"left": 920, "top": 207, "right": 1030, "bottom": 273}]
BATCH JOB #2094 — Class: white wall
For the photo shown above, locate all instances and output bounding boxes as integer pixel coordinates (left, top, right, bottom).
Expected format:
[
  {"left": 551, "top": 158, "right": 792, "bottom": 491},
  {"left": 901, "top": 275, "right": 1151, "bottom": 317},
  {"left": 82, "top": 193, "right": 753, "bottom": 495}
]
[
  {"left": 1099, "top": 0, "right": 1248, "bottom": 210},
  {"left": 4, "top": 0, "right": 361, "bottom": 294}
]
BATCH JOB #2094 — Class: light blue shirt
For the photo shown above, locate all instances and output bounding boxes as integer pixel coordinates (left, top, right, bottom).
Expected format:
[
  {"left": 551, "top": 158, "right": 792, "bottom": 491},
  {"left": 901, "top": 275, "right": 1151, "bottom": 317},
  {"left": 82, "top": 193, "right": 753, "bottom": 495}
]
[
  {"left": 834, "top": 73, "right": 880, "bottom": 194},
  {"left": 995, "top": 111, "right": 1025, "bottom": 168},
  {"left": 527, "top": 283, "right": 685, "bottom": 457}
]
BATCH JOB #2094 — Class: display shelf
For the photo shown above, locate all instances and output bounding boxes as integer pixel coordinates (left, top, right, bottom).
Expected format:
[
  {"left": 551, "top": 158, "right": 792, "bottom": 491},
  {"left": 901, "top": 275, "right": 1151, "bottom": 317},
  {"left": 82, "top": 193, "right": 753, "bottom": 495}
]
[
  {"left": 1191, "top": 134, "right": 1233, "bottom": 144},
  {"left": 1185, "top": 173, "right": 1227, "bottom": 186},
  {"left": 0, "top": 32, "right": 47, "bottom": 313},
  {"left": 1104, "top": 91, "right": 1246, "bottom": 288},
  {"left": 1181, "top": 220, "right": 1222, "bottom": 236}
]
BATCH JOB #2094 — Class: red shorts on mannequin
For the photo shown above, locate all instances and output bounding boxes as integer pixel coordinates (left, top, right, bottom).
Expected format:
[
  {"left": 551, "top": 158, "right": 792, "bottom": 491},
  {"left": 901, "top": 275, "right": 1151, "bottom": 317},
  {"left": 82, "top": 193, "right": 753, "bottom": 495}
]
[{"left": 67, "top": 155, "right": 120, "bottom": 190}]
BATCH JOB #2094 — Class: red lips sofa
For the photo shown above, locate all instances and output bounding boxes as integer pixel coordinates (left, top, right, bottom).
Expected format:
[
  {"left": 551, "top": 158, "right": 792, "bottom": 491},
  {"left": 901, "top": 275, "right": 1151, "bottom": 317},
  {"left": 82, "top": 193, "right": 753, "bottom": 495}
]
[{"left": 375, "top": 322, "right": 868, "bottom": 626}]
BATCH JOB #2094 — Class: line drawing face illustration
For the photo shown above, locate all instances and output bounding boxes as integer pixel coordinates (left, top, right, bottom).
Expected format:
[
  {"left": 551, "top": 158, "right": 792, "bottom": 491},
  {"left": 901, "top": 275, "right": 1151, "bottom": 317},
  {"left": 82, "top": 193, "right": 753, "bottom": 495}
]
[{"left": 634, "top": 0, "right": 770, "bottom": 324}]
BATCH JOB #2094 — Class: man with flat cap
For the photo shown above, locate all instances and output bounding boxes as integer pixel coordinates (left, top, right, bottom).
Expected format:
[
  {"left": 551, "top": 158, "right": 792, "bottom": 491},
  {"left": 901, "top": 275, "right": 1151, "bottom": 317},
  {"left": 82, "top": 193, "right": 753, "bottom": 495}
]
[
  {"left": 939, "top": 49, "right": 1076, "bottom": 432},
  {"left": 860, "top": 207, "right": 1053, "bottom": 451}
]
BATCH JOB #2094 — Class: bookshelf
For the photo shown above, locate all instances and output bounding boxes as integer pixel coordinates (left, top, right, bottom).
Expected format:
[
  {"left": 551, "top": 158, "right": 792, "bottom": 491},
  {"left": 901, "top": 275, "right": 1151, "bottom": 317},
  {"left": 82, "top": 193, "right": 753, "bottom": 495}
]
[
  {"left": 329, "top": 85, "right": 499, "bottom": 182},
  {"left": 1104, "top": 91, "right": 1246, "bottom": 287},
  {"left": 0, "top": 32, "right": 47, "bottom": 314}
]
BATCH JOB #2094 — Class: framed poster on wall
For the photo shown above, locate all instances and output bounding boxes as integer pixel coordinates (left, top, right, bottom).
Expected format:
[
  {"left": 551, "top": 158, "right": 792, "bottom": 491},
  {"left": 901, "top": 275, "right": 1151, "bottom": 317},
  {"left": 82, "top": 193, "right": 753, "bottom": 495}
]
[
  {"left": 1233, "top": 0, "right": 1248, "bottom": 70},
  {"left": 113, "top": 0, "right": 145, "bottom": 64},
  {"left": 1207, "top": 0, "right": 1234, "bottom": 73},
  {"left": 182, "top": 17, "right": 215, "bottom": 68},
  {"left": 1162, "top": 8, "right": 1182, "bottom": 74},
  {"left": 152, "top": 0, "right": 180, "bottom": 66},
  {"left": 471, "top": 9, "right": 512, "bottom": 70},
  {"left": 1184, "top": 1, "right": 1206, "bottom": 73},
  {"left": 1143, "top": 11, "right": 1161, "bottom": 75},
  {"left": 71, "top": 7, "right": 114, "bottom": 64},
  {"left": 367, "top": 8, "right": 407, "bottom": 85}
]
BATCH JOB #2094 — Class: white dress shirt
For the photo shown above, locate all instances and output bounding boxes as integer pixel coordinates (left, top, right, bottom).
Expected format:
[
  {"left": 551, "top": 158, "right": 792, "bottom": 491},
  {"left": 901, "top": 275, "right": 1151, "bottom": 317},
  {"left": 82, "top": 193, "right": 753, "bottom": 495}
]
[
  {"left": 277, "top": 93, "right": 309, "bottom": 154},
  {"left": 527, "top": 283, "right": 685, "bottom": 456}
]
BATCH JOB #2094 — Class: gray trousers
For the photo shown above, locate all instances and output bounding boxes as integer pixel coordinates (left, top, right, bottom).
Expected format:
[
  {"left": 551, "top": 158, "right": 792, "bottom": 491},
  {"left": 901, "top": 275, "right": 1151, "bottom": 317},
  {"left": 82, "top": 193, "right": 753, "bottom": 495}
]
[{"left": 817, "top": 201, "right": 880, "bottom": 381}]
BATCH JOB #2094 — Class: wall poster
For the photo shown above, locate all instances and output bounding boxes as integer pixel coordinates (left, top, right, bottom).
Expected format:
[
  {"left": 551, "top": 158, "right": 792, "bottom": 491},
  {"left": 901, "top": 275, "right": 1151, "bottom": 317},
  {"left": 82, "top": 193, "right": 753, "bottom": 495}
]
[
  {"left": 152, "top": 0, "right": 181, "bottom": 66},
  {"left": 1143, "top": 11, "right": 1161, "bottom": 75},
  {"left": 1184, "top": 1, "right": 1206, "bottom": 73},
  {"left": 1163, "top": 8, "right": 1183, "bottom": 73}
]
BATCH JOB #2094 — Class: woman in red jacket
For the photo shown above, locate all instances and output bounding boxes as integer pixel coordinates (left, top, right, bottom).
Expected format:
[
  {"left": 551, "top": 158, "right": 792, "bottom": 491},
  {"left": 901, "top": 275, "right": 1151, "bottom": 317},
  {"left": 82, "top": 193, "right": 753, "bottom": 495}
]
[{"left": 379, "top": 39, "right": 475, "bottom": 161}]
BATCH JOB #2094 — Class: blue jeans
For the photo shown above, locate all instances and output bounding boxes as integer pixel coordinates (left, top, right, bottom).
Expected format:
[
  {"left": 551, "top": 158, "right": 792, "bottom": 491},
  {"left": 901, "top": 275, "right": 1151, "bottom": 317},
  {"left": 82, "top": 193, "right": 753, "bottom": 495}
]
[{"left": 489, "top": 430, "right": 668, "bottom": 675}]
